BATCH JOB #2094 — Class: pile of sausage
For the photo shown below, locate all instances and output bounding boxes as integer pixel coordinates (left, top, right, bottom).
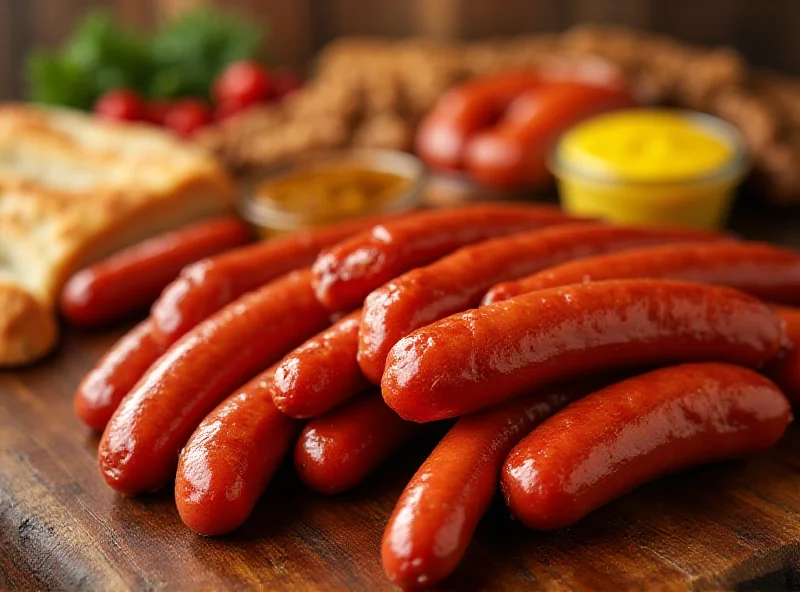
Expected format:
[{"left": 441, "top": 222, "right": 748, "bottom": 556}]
[
  {"left": 415, "top": 71, "right": 634, "bottom": 188},
  {"left": 67, "top": 203, "right": 799, "bottom": 589}
]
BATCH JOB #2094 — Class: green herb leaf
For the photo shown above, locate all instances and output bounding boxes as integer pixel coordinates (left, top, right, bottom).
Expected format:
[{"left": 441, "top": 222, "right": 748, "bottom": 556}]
[
  {"left": 151, "top": 9, "right": 266, "bottom": 99},
  {"left": 25, "top": 8, "right": 267, "bottom": 109}
]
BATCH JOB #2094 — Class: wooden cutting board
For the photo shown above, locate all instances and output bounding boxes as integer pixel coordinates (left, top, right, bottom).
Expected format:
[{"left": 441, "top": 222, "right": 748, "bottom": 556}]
[{"left": 2, "top": 204, "right": 800, "bottom": 591}]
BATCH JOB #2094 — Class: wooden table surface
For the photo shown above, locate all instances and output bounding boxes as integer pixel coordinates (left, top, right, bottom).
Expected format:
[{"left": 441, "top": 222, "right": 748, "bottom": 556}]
[{"left": 2, "top": 202, "right": 800, "bottom": 591}]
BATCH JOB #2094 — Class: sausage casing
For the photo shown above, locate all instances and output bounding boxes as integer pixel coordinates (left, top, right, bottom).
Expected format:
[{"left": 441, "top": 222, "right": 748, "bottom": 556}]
[
  {"left": 501, "top": 363, "right": 792, "bottom": 530},
  {"left": 382, "top": 382, "right": 592, "bottom": 589},
  {"left": 484, "top": 241, "right": 800, "bottom": 305},
  {"left": 294, "top": 392, "right": 421, "bottom": 494},
  {"left": 99, "top": 269, "right": 330, "bottom": 495},
  {"left": 382, "top": 279, "right": 784, "bottom": 422},
  {"left": 359, "top": 223, "right": 724, "bottom": 383},
  {"left": 151, "top": 213, "right": 408, "bottom": 347},
  {"left": 175, "top": 365, "right": 300, "bottom": 535},
  {"left": 312, "top": 204, "right": 574, "bottom": 312},
  {"left": 766, "top": 307, "right": 800, "bottom": 406},
  {"left": 273, "top": 309, "right": 370, "bottom": 418},
  {"left": 74, "top": 319, "right": 164, "bottom": 431},
  {"left": 61, "top": 216, "right": 252, "bottom": 326}
]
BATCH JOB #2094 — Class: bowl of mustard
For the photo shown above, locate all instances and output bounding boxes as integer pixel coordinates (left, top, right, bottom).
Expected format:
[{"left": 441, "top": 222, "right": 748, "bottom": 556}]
[
  {"left": 550, "top": 109, "right": 749, "bottom": 229},
  {"left": 238, "top": 149, "right": 425, "bottom": 237}
]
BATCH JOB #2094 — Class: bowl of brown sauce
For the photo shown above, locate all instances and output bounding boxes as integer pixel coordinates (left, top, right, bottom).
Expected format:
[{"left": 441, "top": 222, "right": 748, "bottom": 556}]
[{"left": 238, "top": 149, "right": 425, "bottom": 236}]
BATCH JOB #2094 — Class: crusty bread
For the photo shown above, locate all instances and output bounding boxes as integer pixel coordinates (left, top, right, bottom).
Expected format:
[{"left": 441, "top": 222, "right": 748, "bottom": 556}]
[{"left": 0, "top": 105, "right": 235, "bottom": 365}]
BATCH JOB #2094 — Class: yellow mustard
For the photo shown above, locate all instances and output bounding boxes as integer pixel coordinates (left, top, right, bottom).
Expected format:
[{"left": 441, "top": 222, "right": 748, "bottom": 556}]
[{"left": 552, "top": 109, "right": 748, "bottom": 229}]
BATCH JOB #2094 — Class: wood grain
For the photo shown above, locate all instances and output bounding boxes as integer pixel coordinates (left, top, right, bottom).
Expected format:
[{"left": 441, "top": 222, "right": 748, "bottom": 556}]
[
  {"left": 1, "top": 204, "right": 800, "bottom": 591},
  {"left": 5, "top": 0, "right": 800, "bottom": 101}
]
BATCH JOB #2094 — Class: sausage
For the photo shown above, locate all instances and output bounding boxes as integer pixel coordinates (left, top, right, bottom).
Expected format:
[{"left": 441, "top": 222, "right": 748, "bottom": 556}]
[
  {"left": 312, "top": 204, "right": 575, "bottom": 312},
  {"left": 61, "top": 216, "right": 252, "bottom": 326},
  {"left": 74, "top": 319, "right": 164, "bottom": 431},
  {"left": 483, "top": 241, "right": 800, "bottom": 305},
  {"left": 765, "top": 307, "right": 800, "bottom": 406},
  {"left": 273, "top": 309, "right": 370, "bottom": 418},
  {"left": 294, "top": 392, "right": 421, "bottom": 494},
  {"left": 501, "top": 363, "right": 793, "bottom": 530},
  {"left": 415, "top": 72, "right": 544, "bottom": 170},
  {"left": 151, "top": 212, "right": 410, "bottom": 348},
  {"left": 359, "top": 223, "right": 725, "bottom": 383},
  {"left": 382, "top": 279, "right": 784, "bottom": 422},
  {"left": 99, "top": 269, "right": 330, "bottom": 495},
  {"left": 465, "top": 82, "right": 634, "bottom": 188},
  {"left": 175, "top": 365, "right": 300, "bottom": 536},
  {"left": 382, "top": 382, "right": 594, "bottom": 589}
]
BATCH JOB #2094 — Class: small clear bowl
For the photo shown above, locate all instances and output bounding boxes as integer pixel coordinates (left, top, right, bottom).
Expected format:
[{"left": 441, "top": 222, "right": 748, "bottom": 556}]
[
  {"left": 550, "top": 109, "right": 750, "bottom": 229},
  {"left": 238, "top": 149, "right": 426, "bottom": 237}
]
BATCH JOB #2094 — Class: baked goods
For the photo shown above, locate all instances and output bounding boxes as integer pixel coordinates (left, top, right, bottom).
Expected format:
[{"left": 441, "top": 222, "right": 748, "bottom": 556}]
[
  {"left": 0, "top": 105, "right": 234, "bottom": 365},
  {"left": 199, "top": 26, "right": 800, "bottom": 204}
]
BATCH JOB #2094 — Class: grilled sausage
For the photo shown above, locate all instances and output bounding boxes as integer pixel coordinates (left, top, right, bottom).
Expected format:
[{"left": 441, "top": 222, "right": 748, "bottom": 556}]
[
  {"left": 382, "top": 280, "right": 784, "bottom": 422},
  {"left": 501, "top": 363, "right": 792, "bottom": 530}
]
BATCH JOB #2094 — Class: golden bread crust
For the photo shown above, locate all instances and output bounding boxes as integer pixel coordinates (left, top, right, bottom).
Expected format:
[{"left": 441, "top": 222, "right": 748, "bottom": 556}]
[
  {"left": 0, "top": 283, "right": 58, "bottom": 366},
  {"left": 0, "top": 105, "right": 235, "bottom": 365}
]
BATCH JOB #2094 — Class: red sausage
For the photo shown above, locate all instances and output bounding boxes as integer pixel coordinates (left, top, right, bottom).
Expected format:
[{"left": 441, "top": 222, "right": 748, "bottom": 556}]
[
  {"left": 382, "top": 280, "right": 784, "bottom": 422},
  {"left": 61, "top": 216, "right": 252, "bottom": 326},
  {"left": 483, "top": 241, "right": 800, "bottom": 305},
  {"left": 294, "top": 392, "right": 421, "bottom": 494},
  {"left": 415, "top": 72, "right": 544, "bottom": 170},
  {"left": 151, "top": 212, "right": 410, "bottom": 348},
  {"left": 99, "top": 269, "right": 330, "bottom": 495},
  {"left": 501, "top": 363, "right": 792, "bottom": 530},
  {"left": 273, "top": 309, "right": 370, "bottom": 418},
  {"left": 465, "top": 82, "right": 634, "bottom": 188},
  {"left": 175, "top": 365, "right": 300, "bottom": 536},
  {"left": 74, "top": 320, "right": 164, "bottom": 431},
  {"left": 765, "top": 307, "right": 800, "bottom": 406},
  {"left": 359, "top": 223, "right": 724, "bottom": 383},
  {"left": 382, "top": 382, "right": 594, "bottom": 589},
  {"left": 312, "top": 204, "right": 574, "bottom": 312}
]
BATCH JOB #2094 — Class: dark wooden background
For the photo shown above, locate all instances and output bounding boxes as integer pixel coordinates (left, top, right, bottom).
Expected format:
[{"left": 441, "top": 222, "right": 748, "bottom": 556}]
[{"left": 1, "top": 0, "right": 799, "bottom": 101}]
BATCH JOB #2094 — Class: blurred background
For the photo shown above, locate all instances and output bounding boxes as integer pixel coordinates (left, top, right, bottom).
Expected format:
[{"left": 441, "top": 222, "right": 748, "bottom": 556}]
[{"left": 2, "top": 0, "right": 799, "bottom": 101}]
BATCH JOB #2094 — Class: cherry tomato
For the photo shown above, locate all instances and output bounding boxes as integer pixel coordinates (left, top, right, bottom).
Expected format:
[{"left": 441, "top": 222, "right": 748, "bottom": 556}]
[
  {"left": 145, "top": 99, "right": 172, "bottom": 126},
  {"left": 214, "top": 98, "right": 252, "bottom": 122},
  {"left": 163, "top": 99, "right": 212, "bottom": 138},
  {"left": 213, "top": 60, "right": 270, "bottom": 107},
  {"left": 94, "top": 89, "right": 146, "bottom": 122},
  {"left": 269, "top": 69, "right": 302, "bottom": 100}
]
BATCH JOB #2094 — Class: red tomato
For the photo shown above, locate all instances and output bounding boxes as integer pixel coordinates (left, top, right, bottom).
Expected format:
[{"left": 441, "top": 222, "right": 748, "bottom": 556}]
[
  {"left": 94, "top": 89, "right": 146, "bottom": 122},
  {"left": 213, "top": 60, "right": 270, "bottom": 107},
  {"left": 214, "top": 98, "right": 252, "bottom": 122},
  {"left": 269, "top": 69, "right": 302, "bottom": 100},
  {"left": 163, "top": 99, "right": 213, "bottom": 138},
  {"left": 145, "top": 99, "right": 172, "bottom": 126}
]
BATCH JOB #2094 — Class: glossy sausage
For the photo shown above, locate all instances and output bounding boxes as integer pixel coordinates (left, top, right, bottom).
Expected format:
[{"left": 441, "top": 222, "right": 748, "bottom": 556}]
[
  {"left": 359, "top": 223, "right": 724, "bottom": 383},
  {"left": 61, "top": 216, "right": 252, "bottom": 326},
  {"left": 483, "top": 241, "right": 800, "bottom": 305},
  {"left": 382, "top": 382, "right": 593, "bottom": 589},
  {"left": 74, "top": 319, "right": 164, "bottom": 431},
  {"left": 294, "top": 392, "right": 421, "bottom": 494},
  {"left": 501, "top": 363, "right": 792, "bottom": 530},
  {"left": 382, "top": 279, "right": 784, "bottom": 422},
  {"left": 175, "top": 365, "right": 300, "bottom": 536},
  {"left": 765, "top": 307, "right": 800, "bottom": 406},
  {"left": 465, "top": 82, "right": 634, "bottom": 188},
  {"left": 312, "top": 204, "right": 574, "bottom": 312},
  {"left": 151, "top": 212, "right": 409, "bottom": 348},
  {"left": 415, "top": 72, "right": 544, "bottom": 170},
  {"left": 99, "top": 269, "right": 330, "bottom": 495},
  {"left": 273, "top": 309, "right": 370, "bottom": 418}
]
